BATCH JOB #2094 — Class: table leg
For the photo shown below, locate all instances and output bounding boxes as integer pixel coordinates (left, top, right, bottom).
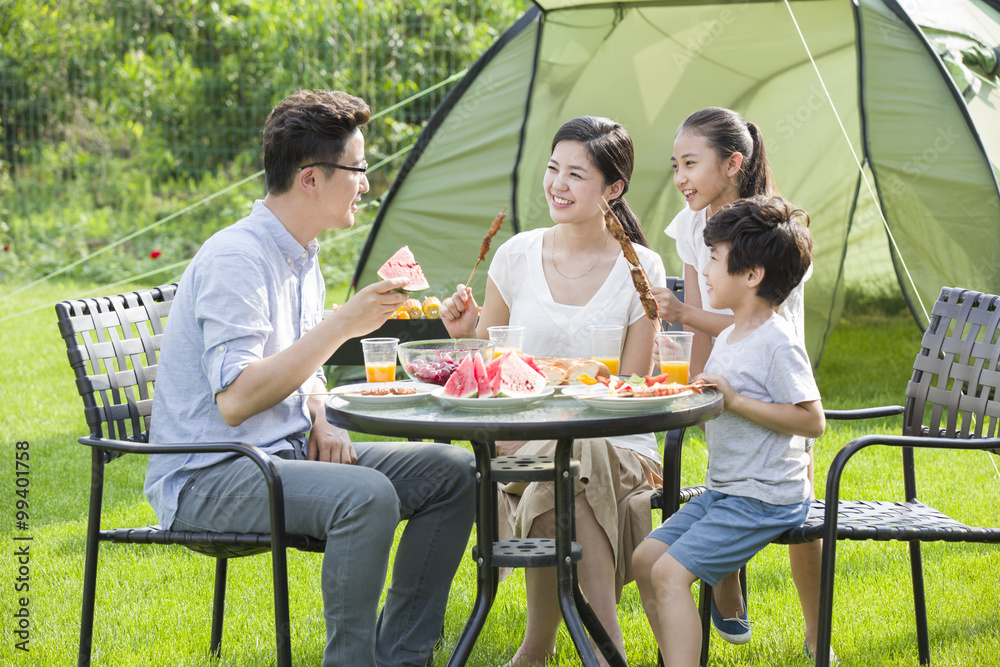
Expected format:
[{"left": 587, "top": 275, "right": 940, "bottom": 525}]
[
  {"left": 447, "top": 439, "right": 499, "bottom": 667},
  {"left": 553, "top": 438, "right": 628, "bottom": 667},
  {"left": 658, "top": 430, "right": 685, "bottom": 667}
]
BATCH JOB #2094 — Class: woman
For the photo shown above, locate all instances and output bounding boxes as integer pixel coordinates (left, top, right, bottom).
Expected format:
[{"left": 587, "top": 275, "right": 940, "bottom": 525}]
[{"left": 440, "top": 116, "right": 665, "bottom": 666}]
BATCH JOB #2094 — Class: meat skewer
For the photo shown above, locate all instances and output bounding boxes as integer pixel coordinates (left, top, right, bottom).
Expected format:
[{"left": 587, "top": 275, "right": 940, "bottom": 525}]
[
  {"left": 466, "top": 207, "right": 507, "bottom": 287},
  {"left": 601, "top": 199, "right": 661, "bottom": 331},
  {"left": 596, "top": 377, "right": 713, "bottom": 398},
  {"left": 630, "top": 265, "right": 660, "bottom": 324}
]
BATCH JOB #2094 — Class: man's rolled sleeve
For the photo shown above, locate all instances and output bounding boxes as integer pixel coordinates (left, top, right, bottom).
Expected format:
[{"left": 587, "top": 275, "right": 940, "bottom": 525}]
[
  {"left": 202, "top": 335, "right": 266, "bottom": 397},
  {"left": 193, "top": 251, "right": 274, "bottom": 397}
]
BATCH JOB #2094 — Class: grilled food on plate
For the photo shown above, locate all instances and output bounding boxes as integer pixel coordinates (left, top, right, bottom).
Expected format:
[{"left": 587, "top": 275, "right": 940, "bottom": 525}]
[{"left": 531, "top": 357, "right": 611, "bottom": 385}]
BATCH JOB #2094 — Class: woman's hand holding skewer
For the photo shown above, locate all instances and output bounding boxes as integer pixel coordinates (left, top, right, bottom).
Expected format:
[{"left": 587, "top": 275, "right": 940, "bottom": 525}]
[
  {"left": 466, "top": 207, "right": 507, "bottom": 286},
  {"left": 440, "top": 284, "right": 480, "bottom": 339}
]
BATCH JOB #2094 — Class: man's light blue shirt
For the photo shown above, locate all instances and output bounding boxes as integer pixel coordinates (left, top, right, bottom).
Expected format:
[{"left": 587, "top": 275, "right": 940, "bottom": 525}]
[{"left": 145, "top": 200, "right": 326, "bottom": 528}]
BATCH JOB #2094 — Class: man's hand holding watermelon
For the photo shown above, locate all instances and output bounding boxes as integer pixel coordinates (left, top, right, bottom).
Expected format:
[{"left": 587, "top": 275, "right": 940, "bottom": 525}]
[{"left": 329, "top": 277, "right": 410, "bottom": 340}]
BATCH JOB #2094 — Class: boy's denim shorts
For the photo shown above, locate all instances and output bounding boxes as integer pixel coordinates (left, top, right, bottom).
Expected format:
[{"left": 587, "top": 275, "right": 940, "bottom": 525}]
[{"left": 647, "top": 489, "right": 811, "bottom": 586}]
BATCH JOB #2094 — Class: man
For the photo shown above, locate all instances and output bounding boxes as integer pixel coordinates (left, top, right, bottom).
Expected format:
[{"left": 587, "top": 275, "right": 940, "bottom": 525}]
[{"left": 145, "top": 90, "right": 475, "bottom": 666}]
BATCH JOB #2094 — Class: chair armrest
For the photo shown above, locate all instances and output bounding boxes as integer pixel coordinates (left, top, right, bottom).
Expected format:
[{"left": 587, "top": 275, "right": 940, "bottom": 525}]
[
  {"left": 80, "top": 435, "right": 265, "bottom": 459},
  {"left": 824, "top": 406, "right": 904, "bottom": 421},
  {"left": 816, "top": 432, "right": 1000, "bottom": 551},
  {"left": 821, "top": 432, "right": 1000, "bottom": 521},
  {"left": 80, "top": 435, "right": 291, "bottom": 542}
]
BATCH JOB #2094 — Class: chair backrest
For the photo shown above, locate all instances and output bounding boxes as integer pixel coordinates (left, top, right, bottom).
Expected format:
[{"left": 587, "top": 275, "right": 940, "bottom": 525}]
[
  {"left": 905, "top": 286, "right": 1000, "bottom": 451},
  {"left": 662, "top": 277, "right": 685, "bottom": 332},
  {"left": 55, "top": 284, "right": 176, "bottom": 442}
]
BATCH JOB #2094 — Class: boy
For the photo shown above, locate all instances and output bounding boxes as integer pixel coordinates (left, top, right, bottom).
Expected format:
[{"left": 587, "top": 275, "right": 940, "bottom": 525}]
[{"left": 633, "top": 195, "right": 825, "bottom": 667}]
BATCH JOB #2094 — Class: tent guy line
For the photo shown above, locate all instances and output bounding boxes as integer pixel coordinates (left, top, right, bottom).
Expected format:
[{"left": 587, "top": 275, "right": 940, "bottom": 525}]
[
  {"left": 0, "top": 68, "right": 459, "bottom": 307},
  {"left": 782, "top": 0, "right": 929, "bottom": 323}
]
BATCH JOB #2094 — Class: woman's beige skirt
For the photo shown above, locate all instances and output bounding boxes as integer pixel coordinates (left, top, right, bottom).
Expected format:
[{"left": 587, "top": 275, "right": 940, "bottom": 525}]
[{"left": 497, "top": 437, "right": 663, "bottom": 599}]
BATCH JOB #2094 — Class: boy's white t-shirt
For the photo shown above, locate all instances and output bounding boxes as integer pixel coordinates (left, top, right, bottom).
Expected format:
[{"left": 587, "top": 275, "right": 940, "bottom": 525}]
[
  {"left": 664, "top": 206, "right": 812, "bottom": 343},
  {"left": 703, "top": 314, "right": 820, "bottom": 505}
]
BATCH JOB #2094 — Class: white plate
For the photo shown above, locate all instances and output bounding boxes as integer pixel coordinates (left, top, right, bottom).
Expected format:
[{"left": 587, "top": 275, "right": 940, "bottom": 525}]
[
  {"left": 431, "top": 386, "right": 556, "bottom": 410},
  {"left": 550, "top": 381, "right": 599, "bottom": 394},
  {"left": 561, "top": 385, "right": 694, "bottom": 413},
  {"left": 329, "top": 381, "right": 438, "bottom": 406}
]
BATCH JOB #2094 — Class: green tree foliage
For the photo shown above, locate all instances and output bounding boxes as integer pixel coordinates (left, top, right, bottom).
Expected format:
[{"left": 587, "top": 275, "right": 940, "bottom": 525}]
[{"left": 0, "top": 0, "right": 527, "bottom": 284}]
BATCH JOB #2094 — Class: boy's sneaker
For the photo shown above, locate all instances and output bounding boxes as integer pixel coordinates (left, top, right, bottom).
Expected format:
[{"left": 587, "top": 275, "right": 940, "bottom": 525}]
[{"left": 710, "top": 595, "right": 752, "bottom": 644}]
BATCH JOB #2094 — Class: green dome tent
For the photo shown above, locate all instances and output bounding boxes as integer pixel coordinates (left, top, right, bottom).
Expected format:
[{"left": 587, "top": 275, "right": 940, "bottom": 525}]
[{"left": 353, "top": 0, "right": 1000, "bottom": 361}]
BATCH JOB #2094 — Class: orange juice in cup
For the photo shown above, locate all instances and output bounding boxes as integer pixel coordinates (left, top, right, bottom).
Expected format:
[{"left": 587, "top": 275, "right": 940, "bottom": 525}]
[
  {"left": 488, "top": 326, "right": 525, "bottom": 360},
  {"left": 588, "top": 325, "right": 624, "bottom": 377},
  {"left": 594, "top": 357, "right": 620, "bottom": 376},
  {"left": 365, "top": 362, "right": 397, "bottom": 383},
  {"left": 659, "top": 360, "right": 689, "bottom": 384},
  {"left": 656, "top": 331, "right": 693, "bottom": 385},
  {"left": 361, "top": 337, "right": 399, "bottom": 384}
]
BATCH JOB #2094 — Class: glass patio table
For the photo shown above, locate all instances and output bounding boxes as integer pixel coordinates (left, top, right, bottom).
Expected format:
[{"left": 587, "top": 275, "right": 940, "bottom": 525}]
[{"left": 325, "top": 386, "right": 723, "bottom": 666}]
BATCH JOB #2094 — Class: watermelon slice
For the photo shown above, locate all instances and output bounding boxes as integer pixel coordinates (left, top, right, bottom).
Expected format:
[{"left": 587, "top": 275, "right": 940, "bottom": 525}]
[
  {"left": 490, "top": 351, "right": 548, "bottom": 397},
  {"left": 442, "top": 353, "right": 479, "bottom": 398},
  {"left": 472, "top": 353, "right": 491, "bottom": 398},
  {"left": 485, "top": 354, "right": 504, "bottom": 397},
  {"left": 377, "top": 245, "right": 429, "bottom": 292},
  {"left": 519, "top": 354, "right": 544, "bottom": 375}
]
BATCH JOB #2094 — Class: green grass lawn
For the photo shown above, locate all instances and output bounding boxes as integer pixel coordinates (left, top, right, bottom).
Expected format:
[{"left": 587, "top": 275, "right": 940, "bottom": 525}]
[{"left": 1, "top": 283, "right": 998, "bottom": 666}]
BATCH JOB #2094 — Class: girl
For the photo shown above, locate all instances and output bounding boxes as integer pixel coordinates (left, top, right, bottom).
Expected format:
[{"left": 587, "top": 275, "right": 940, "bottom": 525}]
[
  {"left": 440, "top": 116, "right": 666, "bottom": 666},
  {"left": 650, "top": 107, "right": 833, "bottom": 664}
]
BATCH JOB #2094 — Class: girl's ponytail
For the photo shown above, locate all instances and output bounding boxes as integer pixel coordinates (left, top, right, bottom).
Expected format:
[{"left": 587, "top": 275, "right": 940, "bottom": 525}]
[{"left": 741, "top": 122, "right": 776, "bottom": 198}]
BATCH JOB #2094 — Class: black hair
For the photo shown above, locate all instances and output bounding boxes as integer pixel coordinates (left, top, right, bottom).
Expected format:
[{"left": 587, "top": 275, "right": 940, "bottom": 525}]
[
  {"left": 262, "top": 90, "right": 371, "bottom": 195},
  {"left": 551, "top": 116, "right": 649, "bottom": 247},
  {"left": 678, "top": 107, "right": 776, "bottom": 199},
  {"left": 703, "top": 195, "right": 812, "bottom": 305}
]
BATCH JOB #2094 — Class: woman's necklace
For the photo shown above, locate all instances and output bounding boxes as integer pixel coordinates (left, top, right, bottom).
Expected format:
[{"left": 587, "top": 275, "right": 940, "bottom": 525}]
[{"left": 548, "top": 225, "right": 611, "bottom": 280}]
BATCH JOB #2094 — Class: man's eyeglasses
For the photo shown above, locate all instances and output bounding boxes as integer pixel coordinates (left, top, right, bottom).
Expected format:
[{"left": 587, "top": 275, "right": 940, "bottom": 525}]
[{"left": 299, "top": 161, "right": 368, "bottom": 174}]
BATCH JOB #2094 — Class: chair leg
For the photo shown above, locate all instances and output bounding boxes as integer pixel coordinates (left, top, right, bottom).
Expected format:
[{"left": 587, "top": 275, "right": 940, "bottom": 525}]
[
  {"left": 272, "top": 545, "right": 293, "bottom": 667},
  {"left": 739, "top": 564, "right": 748, "bottom": 614},
  {"left": 694, "top": 565, "right": 746, "bottom": 667},
  {"left": 77, "top": 532, "right": 101, "bottom": 667},
  {"left": 210, "top": 558, "right": 228, "bottom": 658},
  {"left": 698, "top": 580, "right": 712, "bottom": 667},
  {"left": 78, "top": 452, "right": 105, "bottom": 667},
  {"left": 908, "top": 541, "right": 931, "bottom": 664},
  {"left": 815, "top": 531, "right": 839, "bottom": 667}
]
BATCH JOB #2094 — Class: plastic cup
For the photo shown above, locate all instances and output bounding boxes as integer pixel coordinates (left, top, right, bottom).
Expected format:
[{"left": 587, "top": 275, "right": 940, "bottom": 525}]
[
  {"left": 361, "top": 337, "right": 399, "bottom": 383},
  {"left": 655, "top": 331, "right": 693, "bottom": 384},
  {"left": 588, "top": 324, "right": 623, "bottom": 376},
  {"left": 487, "top": 325, "right": 525, "bottom": 359}
]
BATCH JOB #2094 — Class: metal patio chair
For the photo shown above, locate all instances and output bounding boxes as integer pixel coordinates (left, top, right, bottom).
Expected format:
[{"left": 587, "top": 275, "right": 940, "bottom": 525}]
[
  {"left": 658, "top": 285, "right": 1000, "bottom": 667},
  {"left": 56, "top": 284, "right": 324, "bottom": 667},
  {"left": 773, "top": 285, "right": 1000, "bottom": 666}
]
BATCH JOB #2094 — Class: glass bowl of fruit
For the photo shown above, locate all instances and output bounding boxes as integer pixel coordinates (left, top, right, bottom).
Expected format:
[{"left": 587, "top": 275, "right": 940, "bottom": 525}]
[{"left": 397, "top": 339, "right": 495, "bottom": 386}]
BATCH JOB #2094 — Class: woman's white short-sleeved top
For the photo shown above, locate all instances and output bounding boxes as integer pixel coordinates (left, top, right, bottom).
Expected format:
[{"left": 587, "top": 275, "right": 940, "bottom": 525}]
[
  {"left": 488, "top": 227, "right": 667, "bottom": 461},
  {"left": 664, "top": 206, "right": 811, "bottom": 343}
]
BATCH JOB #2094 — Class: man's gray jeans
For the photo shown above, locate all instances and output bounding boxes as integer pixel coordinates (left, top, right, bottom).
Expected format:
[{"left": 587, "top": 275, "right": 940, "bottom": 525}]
[{"left": 172, "top": 441, "right": 476, "bottom": 667}]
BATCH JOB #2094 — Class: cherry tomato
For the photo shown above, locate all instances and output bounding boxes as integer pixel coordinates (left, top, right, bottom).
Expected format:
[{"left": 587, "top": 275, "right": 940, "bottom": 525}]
[{"left": 644, "top": 373, "right": 670, "bottom": 386}]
